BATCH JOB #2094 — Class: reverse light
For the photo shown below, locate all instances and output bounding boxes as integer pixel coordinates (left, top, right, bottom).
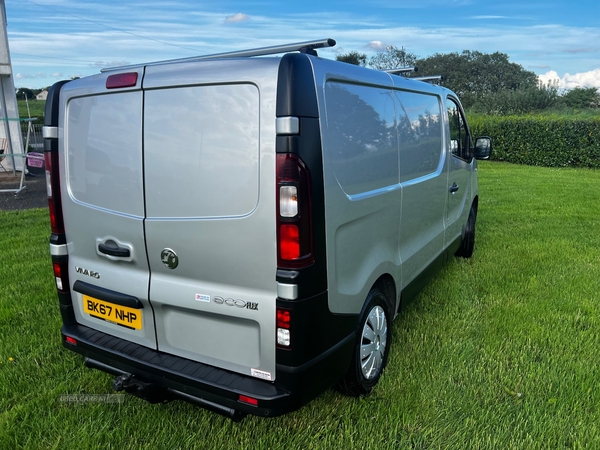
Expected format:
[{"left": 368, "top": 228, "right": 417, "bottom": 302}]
[
  {"left": 277, "top": 328, "right": 291, "bottom": 347},
  {"left": 277, "top": 308, "right": 291, "bottom": 347},
  {"left": 279, "top": 185, "right": 298, "bottom": 217}
]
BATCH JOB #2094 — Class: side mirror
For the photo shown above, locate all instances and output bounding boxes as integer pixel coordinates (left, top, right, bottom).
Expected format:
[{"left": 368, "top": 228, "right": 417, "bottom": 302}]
[{"left": 474, "top": 136, "right": 492, "bottom": 160}]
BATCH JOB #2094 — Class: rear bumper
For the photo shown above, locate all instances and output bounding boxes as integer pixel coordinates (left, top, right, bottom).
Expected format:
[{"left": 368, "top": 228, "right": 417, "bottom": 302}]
[{"left": 61, "top": 323, "right": 353, "bottom": 418}]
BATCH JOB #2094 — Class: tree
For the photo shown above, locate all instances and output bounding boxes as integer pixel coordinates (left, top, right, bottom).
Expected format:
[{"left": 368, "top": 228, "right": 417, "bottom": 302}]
[
  {"left": 16, "top": 87, "right": 34, "bottom": 100},
  {"left": 560, "top": 87, "right": 600, "bottom": 109},
  {"left": 415, "top": 51, "right": 538, "bottom": 108},
  {"left": 336, "top": 51, "right": 367, "bottom": 67},
  {"left": 368, "top": 46, "right": 418, "bottom": 71}
]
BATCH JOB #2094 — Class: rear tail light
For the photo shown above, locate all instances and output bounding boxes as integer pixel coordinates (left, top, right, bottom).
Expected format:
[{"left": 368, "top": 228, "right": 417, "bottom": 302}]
[
  {"left": 276, "top": 154, "right": 313, "bottom": 268},
  {"left": 45, "top": 151, "right": 65, "bottom": 235},
  {"left": 45, "top": 137, "right": 71, "bottom": 296},
  {"left": 277, "top": 308, "right": 291, "bottom": 347},
  {"left": 65, "top": 336, "right": 77, "bottom": 346},
  {"left": 53, "top": 260, "right": 69, "bottom": 293}
]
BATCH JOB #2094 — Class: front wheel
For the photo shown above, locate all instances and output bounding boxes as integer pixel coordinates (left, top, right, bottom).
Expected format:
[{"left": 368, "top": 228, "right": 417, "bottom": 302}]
[
  {"left": 337, "top": 288, "right": 391, "bottom": 397},
  {"left": 455, "top": 204, "right": 476, "bottom": 258}
]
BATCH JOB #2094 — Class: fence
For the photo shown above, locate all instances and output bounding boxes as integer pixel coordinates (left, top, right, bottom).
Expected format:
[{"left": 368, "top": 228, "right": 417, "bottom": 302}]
[{"left": 21, "top": 122, "right": 43, "bottom": 151}]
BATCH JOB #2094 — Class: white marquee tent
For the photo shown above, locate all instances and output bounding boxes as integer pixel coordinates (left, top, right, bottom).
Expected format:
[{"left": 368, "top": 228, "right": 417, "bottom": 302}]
[{"left": 0, "top": 0, "right": 25, "bottom": 174}]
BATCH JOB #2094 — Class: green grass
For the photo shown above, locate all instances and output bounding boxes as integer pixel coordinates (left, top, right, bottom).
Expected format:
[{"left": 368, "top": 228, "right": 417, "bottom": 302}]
[
  {"left": 1, "top": 161, "right": 600, "bottom": 449},
  {"left": 17, "top": 100, "right": 45, "bottom": 123}
]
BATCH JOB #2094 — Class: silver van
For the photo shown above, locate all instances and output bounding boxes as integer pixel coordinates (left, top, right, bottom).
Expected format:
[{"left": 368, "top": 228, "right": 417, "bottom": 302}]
[{"left": 44, "top": 39, "right": 491, "bottom": 419}]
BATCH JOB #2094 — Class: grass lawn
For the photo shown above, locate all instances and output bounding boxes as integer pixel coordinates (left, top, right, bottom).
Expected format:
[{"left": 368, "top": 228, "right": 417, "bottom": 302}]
[
  {"left": 17, "top": 100, "right": 45, "bottom": 123},
  {"left": 1, "top": 161, "right": 599, "bottom": 449}
]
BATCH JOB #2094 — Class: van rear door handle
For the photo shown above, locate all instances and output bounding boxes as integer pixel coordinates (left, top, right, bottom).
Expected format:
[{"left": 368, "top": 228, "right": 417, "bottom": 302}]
[
  {"left": 98, "top": 242, "right": 131, "bottom": 258},
  {"left": 449, "top": 183, "right": 459, "bottom": 193}
]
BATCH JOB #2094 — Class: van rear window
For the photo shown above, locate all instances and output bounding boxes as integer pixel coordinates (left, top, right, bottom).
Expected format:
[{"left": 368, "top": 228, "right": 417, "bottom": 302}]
[
  {"left": 144, "top": 84, "right": 259, "bottom": 219},
  {"left": 66, "top": 92, "right": 144, "bottom": 216}
]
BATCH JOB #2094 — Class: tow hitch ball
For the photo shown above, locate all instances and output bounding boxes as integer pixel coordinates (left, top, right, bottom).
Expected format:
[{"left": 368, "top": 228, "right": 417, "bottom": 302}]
[
  {"left": 112, "top": 373, "right": 170, "bottom": 404},
  {"left": 112, "top": 373, "right": 132, "bottom": 392}
]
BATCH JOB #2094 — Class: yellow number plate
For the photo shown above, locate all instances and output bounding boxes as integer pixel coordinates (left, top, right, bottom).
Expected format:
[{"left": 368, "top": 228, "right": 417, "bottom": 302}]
[{"left": 83, "top": 295, "right": 143, "bottom": 330}]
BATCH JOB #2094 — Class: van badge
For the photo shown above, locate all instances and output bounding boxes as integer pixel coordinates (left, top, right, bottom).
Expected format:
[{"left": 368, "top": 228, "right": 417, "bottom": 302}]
[
  {"left": 213, "top": 296, "right": 259, "bottom": 311},
  {"left": 161, "top": 248, "right": 178, "bottom": 269},
  {"left": 75, "top": 267, "right": 100, "bottom": 279}
]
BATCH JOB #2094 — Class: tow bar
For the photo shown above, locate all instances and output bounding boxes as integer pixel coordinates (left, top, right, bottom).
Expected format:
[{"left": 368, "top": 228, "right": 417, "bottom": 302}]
[{"left": 112, "top": 373, "right": 171, "bottom": 404}]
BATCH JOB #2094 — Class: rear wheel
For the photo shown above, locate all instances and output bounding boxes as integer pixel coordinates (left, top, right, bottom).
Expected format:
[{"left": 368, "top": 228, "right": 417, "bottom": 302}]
[
  {"left": 337, "top": 288, "right": 391, "bottom": 397},
  {"left": 455, "top": 204, "right": 476, "bottom": 258}
]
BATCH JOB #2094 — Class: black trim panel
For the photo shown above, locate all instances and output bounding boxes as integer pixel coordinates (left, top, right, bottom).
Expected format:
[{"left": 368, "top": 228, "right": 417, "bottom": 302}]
[
  {"left": 73, "top": 280, "right": 143, "bottom": 309},
  {"left": 50, "top": 233, "right": 67, "bottom": 246},
  {"left": 276, "top": 53, "right": 319, "bottom": 118},
  {"left": 276, "top": 290, "right": 356, "bottom": 367},
  {"left": 44, "top": 80, "right": 70, "bottom": 127}
]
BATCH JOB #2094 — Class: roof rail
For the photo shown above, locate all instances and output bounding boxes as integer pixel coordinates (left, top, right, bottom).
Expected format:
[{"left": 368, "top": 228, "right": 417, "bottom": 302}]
[
  {"left": 413, "top": 75, "right": 443, "bottom": 83},
  {"left": 101, "top": 38, "right": 337, "bottom": 73},
  {"left": 384, "top": 67, "right": 418, "bottom": 75}
]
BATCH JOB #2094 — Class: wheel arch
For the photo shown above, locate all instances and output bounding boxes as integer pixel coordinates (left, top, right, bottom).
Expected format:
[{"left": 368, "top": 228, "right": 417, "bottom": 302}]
[{"left": 370, "top": 274, "right": 397, "bottom": 320}]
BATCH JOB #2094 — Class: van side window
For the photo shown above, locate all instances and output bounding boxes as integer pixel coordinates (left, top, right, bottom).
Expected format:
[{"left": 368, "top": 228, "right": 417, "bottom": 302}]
[
  {"left": 396, "top": 91, "right": 443, "bottom": 182},
  {"left": 324, "top": 82, "right": 398, "bottom": 196},
  {"left": 447, "top": 99, "right": 471, "bottom": 161}
]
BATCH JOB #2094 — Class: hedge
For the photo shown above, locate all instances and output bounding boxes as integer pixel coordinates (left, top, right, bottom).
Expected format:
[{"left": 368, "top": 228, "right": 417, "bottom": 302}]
[{"left": 467, "top": 115, "right": 600, "bottom": 168}]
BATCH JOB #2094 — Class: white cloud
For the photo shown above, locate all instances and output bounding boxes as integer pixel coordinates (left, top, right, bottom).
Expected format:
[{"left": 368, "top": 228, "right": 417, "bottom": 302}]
[
  {"left": 225, "top": 13, "right": 250, "bottom": 24},
  {"left": 15, "top": 72, "right": 49, "bottom": 79},
  {"left": 539, "top": 69, "right": 600, "bottom": 90},
  {"left": 89, "top": 60, "right": 129, "bottom": 68},
  {"left": 469, "top": 15, "right": 509, "bottom": 19},
  {"left": 367, "top": 41, "right": 387, "bottom": 51}
]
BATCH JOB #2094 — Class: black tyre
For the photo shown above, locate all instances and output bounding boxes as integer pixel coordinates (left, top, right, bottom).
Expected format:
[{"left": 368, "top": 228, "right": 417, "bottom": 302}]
[
  {"left": 455, "top": 204, "right": 476, "bottom": 258},
  {"left": 337, "top": 288, "right": 391, "bottom": 397}
]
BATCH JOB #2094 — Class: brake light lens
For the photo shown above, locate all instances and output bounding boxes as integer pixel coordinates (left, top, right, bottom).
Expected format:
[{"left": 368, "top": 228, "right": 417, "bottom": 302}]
[
  {"left": 279, "top": 224, "right": 300, "bottom": 260},
  {"left": 277, "top": 309, "right": 291, "bottom": 328},
  {"left": 106, "top": 72, "right": 138, "bottom": 89},
  {"left": 276, "top": 154, "right": 313, "bottom": 268}
]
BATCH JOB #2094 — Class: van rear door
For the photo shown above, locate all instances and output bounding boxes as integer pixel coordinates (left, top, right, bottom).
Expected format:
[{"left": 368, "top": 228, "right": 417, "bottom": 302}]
[
  {"left": 142, "top": 59, "right": 279, "bottom": 380},
  {"left": 60, "top": 70, "right": 157, "bottom": 349}
]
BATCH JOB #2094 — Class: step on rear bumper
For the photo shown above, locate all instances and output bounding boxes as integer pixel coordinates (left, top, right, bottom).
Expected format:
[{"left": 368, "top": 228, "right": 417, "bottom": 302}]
[{"left": 61, "top": 324, "right": 291, "bottom": 418}]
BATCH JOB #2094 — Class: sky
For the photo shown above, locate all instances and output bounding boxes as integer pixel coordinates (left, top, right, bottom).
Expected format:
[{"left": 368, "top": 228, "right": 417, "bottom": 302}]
[{"left": 4, "top": 0, "right": 600, "bottom": 91}]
